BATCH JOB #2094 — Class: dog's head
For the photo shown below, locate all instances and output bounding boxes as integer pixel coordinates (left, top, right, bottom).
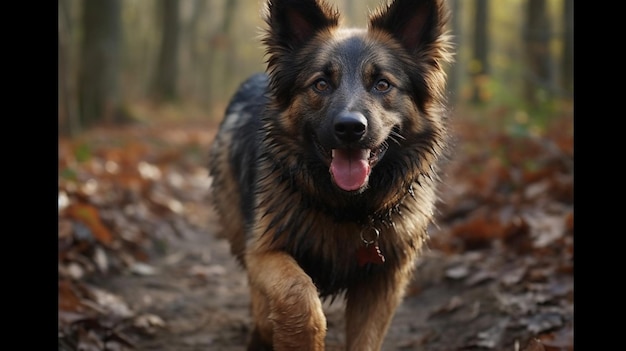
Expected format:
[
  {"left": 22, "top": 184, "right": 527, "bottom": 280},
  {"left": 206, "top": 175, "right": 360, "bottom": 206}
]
[{"left": 262, "top": 0, "right": 452, "bottom": 198}]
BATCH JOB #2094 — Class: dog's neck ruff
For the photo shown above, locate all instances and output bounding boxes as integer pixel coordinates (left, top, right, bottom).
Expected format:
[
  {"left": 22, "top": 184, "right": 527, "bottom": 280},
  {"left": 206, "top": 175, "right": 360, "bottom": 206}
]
[{"left": 355, "top": 183, "right": 420, "bottom": 267}]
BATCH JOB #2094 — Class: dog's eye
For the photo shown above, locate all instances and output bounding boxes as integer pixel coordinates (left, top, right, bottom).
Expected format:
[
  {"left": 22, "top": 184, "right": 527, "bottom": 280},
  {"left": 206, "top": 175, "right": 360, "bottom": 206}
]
[
  {"left": 374, "top": 79, "right": 391, "bottom": 93},
  {"left": 313, "top": 79, "right": 330, "bottom": 93}
]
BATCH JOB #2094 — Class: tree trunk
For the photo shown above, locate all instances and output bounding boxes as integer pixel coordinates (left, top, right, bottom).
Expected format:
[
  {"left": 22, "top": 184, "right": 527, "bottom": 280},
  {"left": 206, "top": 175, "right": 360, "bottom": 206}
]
[
  {"left": 79, "top": 0, "right": 122, "bottom": 127},
  {"left": 206, "top": 0, "right": 239, "bottom": 108},
  {"left": 182, "top": 0, "right": 205, "bottom": 101},
  {"left": 58, "top": 0, "right": 79, "bottom": 136},
  {"left": 447, "top": 0, "right": 462, "bottom": 104},
  {"left": 221, "top": 0, "right": 239, "bottom": 95},
  {"left": 152, "top": 0, "right": 181, "bottom": 103},
  {"left": 470, "top": 0, "right": 489, "bottom": 105},
  {"left": 561, "top": 0, "right": 573, "bottom": 96},
  {"left": 523, "top": 0, "right": 552, "bottom": 108}
]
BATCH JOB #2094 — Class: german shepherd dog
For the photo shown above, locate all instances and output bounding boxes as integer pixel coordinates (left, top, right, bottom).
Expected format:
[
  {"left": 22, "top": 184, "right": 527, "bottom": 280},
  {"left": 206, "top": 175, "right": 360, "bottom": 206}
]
[{"left": 209, "top": 0, "right": 452, "bottom": 349}]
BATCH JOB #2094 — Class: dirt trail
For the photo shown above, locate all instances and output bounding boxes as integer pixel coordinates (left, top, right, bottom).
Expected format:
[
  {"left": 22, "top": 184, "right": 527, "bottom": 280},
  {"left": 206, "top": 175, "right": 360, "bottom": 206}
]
[
  {"left": 99, "top": 206, "right": 561, "bottom": 351},
  {"left": 59, "top": 118, "right": 573, "bottom": 351}
]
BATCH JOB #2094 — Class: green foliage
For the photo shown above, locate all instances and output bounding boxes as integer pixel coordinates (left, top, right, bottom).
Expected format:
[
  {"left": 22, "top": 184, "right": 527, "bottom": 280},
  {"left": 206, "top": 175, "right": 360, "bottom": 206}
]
[
  {"left": 60, "top": 167, "right": 78, "bottom": 181},
  {"left": 461, "top": 72, "right": 571, "bottom": 139},
  {"left": 74, "top": 143, "right": 92, "bottom": 163},
  {"left": 450, "top": 0, "right": 572, "bottom": 141}
]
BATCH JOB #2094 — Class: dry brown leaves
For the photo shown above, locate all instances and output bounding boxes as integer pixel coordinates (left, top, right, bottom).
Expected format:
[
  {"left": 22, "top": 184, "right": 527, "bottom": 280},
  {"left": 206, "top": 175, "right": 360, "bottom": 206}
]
[
  {"left": 58, "top": 122, "right": 214, "bottom": 350},
  {"left": 425, "top": 113, "right": 573, "bottom": 350},
  {"left": 57, "top": 113, "right": 573, "bottom": 350}
]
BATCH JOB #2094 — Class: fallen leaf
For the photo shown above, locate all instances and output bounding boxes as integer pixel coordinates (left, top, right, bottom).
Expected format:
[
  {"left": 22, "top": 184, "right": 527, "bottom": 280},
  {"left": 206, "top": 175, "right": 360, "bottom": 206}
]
[
  {"left": 539, "top": 326, "right": 574, "bottom": 351},
  {"left": 62, "top": 262, "right": 85, "bottom": 280},
  {"left": 564, "top": 211, "right": 573, "bottom": 234},
  {"left": 133, "top": 313, "right": 166, "bottom": 335},
  {"left": 76, "top": 328, "right": 104, "bottom": 351},
  {"left": 523, "top": 312, "right": 563, "bottom": 334},
  {"left": 499, "top": 265, "right": 527, "bottom": 287},
  {"left": 58, "top": 310, "right": 89, "bottom": 326},
  {"left": 451, "top": 215, "right": 505, "bottom": 250},
  {"left": 138, "top": 161, "right": 162, "bottom": 180},
  {"left": 524, "top": 180, "right": 550, "bottom": 200},
  {"left": 93, "top": 246, "right": 109, "bottom": 274},
  {"left": 129, "top": 262, "right": 158, "bottom": 276},
  {"left": 58, "top": 219, "right": 74, "bottom": 240},
  {"left": 494, "top": 291, "right": 536, "bottom": 315},
  {"left": 189, "top": 264, "right": 226, "bottom": 280},
  {"left": 523, "top": 338, "right": 546, "bottom": 351},
  {"left": 502, "top": 216, "right": 533, "bottom": 254},
  {"left": 471, "top": 318, "right": 509, "bottom": 349},
  {"left": 59, "top": 190, "right": 71, "bottom": 212},
  {"left": 523, "top": 212, "right": 565, "bottom": 248},
  {"left": 86, "top": 285, "right": 134, "bottom": 319},
  {"left": 59, "top": 279, "right": 82, "bottom": 312},
  {"left": 445, "top": 264, "right": 469, "bottom": 280},
  {"left": 66, "top": 203, "right": 113, "bottom": 245},
  {"left": 104, "top": 331, "right": 136, "bottom": 349},
  {"left": 429, "top": 295, "right": 463, "bottom": 318},
  {"left": 465, "top": 268, "right": 496, "bottom": 286}
]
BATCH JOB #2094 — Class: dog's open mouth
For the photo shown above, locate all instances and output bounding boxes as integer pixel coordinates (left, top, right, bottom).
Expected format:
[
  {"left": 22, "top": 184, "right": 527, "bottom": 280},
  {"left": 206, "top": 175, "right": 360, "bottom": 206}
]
[{"left": 315, "top": 139, "right": 388, "bottom": 192}]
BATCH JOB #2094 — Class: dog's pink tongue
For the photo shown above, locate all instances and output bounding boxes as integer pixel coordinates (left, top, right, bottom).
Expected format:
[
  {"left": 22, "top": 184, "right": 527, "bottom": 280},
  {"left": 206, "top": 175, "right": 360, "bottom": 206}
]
[{"left": 330, "top": 149, "right": 371, "bottom": 191}]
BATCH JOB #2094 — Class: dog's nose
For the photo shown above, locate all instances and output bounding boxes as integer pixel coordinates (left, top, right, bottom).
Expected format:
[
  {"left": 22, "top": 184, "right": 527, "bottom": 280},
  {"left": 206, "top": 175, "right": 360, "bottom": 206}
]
[{"left": 334, "top": 112, "right": 367, "bottom": 143}]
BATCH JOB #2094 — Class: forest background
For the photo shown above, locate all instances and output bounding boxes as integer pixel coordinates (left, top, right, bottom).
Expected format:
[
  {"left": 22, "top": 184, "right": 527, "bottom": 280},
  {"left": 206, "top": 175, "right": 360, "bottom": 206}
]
[
  {"left": 58, "top": 0, "right": 574, "bottom": 350},
  {"left": 58, "top": 0, "right": 573, "bottom": 134}
]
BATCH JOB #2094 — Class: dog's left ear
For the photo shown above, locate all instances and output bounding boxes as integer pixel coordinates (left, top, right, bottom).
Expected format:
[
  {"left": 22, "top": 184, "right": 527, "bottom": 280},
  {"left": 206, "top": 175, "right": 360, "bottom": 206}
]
[{"left": 369, "top": 0, "right": 448, "bottom": 54}]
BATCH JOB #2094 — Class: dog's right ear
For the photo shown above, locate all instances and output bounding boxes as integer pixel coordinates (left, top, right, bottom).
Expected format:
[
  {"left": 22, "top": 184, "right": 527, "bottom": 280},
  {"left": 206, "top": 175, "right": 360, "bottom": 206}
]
[
  {"left": 263, "top": 0, "right": 340, "bottom": 108},
  {"left": 264, "top": 0, "right": 339, "bottom": 51}
]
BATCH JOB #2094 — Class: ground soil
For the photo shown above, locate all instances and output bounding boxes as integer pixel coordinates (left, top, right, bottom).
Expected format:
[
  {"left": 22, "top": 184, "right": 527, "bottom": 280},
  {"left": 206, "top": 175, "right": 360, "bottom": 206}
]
[
  {"left": 60, "top": 117, "right": 573, "bottom": 351},
  {"left": 98, "top": 209, "right": 568, "bottom": 351}
]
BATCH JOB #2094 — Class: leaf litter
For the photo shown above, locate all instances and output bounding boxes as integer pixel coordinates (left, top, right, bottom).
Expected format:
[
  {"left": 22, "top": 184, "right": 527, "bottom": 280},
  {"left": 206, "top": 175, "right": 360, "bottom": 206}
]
[{"left": 58, "top": 114, "right": 572, "bottom": 350}]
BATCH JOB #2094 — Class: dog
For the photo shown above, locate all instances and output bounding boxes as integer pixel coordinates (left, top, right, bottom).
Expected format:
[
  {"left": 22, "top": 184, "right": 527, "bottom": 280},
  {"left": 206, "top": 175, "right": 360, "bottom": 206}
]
[{"left": 208, "top": 0, "right": 452, "bottom": 349}]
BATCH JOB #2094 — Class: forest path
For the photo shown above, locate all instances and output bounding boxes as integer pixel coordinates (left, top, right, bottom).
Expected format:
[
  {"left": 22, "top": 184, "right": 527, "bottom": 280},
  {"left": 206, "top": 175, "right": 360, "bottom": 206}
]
[
  {"left": 58, "top": 116, "right": 573, "bottom": 350},
  {"left": 98, "top": 205, "right": 521, "bottom": 351}
]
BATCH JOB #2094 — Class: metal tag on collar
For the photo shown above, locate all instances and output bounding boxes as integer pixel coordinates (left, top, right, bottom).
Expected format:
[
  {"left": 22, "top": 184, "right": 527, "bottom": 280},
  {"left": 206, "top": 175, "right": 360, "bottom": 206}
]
[{"left": 357, "top": 227, "right": 385, "bottom": 266}]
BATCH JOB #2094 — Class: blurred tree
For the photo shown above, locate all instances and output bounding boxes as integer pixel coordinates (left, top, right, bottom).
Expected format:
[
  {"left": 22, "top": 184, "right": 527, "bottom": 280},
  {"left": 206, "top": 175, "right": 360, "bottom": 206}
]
[
  {"left": 470, "top": 0, "right": 489, "bottom": 105},
  {"left": 220, "top": 0, "right": 239, "bottom": 81},
  {"left": 523, "top": 0, "right": 552, "bottom": 108},
  {"left": 57, "top": 0, "right": 573, "bottom": 132},
  {"left": 58, "top": 0, "right": 79, "bottom": 136},
  {"left": 447, "top": 0, "right": 462, "bottom": 104},
  {"left": 561, "top": 0, "right": 573, "bottom": 95},
  {"left": 78, "top": 0, "right": 124, "bottom": 127},
  {"left": 206, "top": 0, "right": 239, "bottom": 107},
  {"left": 152, "top": 0, "right": 181, "bottom": 103},
  {"left": 183, "top": 0, "right": 206, "bottom": 101}
]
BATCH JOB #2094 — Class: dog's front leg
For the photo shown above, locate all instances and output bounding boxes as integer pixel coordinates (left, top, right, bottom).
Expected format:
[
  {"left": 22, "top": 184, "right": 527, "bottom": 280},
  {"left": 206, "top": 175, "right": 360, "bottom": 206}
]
[
  {"left": 246, "top": 250, "right": 326, "bottom": 351},
  {"left": 344, "top": 268, "right": 412, "bottom": 351}
]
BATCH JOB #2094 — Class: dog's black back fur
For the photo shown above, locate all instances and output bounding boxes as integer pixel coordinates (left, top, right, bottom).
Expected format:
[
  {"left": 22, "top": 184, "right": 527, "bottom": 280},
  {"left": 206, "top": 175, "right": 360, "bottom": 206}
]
[{"left": 222, "top": 73, "right": 269, "bottom": 226}]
